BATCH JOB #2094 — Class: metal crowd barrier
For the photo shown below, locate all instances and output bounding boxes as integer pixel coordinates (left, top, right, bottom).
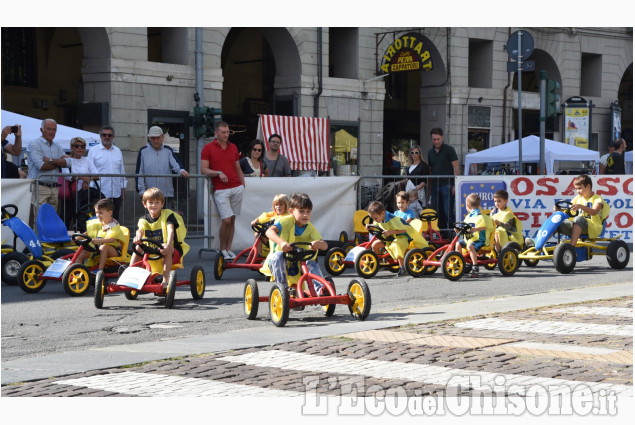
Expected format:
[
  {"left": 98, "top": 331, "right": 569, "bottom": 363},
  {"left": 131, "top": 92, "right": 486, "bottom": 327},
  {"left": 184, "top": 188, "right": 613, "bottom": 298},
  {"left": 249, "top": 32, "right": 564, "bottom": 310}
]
[
  {"left": 36, "top": 172, "right": 214, "bottom": 254},
  {"left": 356, "top": 174, "right": 457, "bottom": 235}
]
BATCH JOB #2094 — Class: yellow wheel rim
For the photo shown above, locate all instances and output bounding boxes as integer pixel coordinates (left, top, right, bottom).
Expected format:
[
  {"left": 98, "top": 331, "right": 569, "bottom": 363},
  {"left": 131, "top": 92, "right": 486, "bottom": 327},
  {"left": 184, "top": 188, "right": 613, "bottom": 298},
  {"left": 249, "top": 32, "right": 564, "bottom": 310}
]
[
  {"left": 502, "top": 251, "right": 518, "bottom": 272},
  {"left": 407, "top": 251, "right": 425, "bottom": 274},
  {"left": 196, "top": 270, "right": 204, "bottom": 295},
  {"left": 217, "top": 257, "right": 224, "bottom": 275},
  {"left": 349, "top": 282, "right": 365, "bottom": 316},
  {"left": 446, "top": 254, "right": 464, "bottom": 278},
  {"left": 245, "top": 285, "right": 253, "bottom": 314},
  {"left": 327, "top": 252, "right": 345, "bottom": 273},
  {"left": 270, "top": 288, "right": 283, "bottom": 322},
  {"left": 23, "top": 264, "right": 44, "bottom": 289},
  {"left": 359, "top": 253, "right": 377, "bottom": 274},
  {"left": 68, "top": 268, "right": 90, "bottom": 294}
]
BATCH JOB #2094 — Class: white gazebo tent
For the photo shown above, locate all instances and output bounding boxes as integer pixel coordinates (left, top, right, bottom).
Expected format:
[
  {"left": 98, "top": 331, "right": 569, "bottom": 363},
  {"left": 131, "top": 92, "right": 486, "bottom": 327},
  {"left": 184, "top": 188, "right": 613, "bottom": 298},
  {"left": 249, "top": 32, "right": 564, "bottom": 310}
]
[
  {"left": 625, "top": 150, "right": 632, "bottom": 174},
  {"left": 463, "top": 135, "right": 600, "bottom": 175}
]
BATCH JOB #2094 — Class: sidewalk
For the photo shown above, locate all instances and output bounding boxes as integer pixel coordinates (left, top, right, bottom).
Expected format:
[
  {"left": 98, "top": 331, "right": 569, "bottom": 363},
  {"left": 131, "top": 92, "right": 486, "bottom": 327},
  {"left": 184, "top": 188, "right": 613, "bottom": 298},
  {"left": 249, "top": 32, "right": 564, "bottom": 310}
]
[{"left": 2, "top": 282, "right": 632, "bottom": 399}]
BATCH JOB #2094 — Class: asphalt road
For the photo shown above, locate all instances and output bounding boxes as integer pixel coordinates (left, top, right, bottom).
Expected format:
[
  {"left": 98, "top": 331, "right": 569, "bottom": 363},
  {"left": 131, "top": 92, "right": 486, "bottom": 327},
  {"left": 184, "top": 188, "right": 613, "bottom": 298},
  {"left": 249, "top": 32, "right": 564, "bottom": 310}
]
[{"left": 1, "top": 247, "right": 632, "bottom": 363}]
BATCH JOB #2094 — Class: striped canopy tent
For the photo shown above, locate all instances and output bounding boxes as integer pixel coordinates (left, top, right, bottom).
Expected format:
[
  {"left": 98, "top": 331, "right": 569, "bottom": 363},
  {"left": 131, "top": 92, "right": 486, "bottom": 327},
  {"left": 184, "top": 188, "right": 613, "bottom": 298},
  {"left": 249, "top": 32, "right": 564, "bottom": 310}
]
[{"left": 257, "top": 114, "right": 330, "bottom": 171}]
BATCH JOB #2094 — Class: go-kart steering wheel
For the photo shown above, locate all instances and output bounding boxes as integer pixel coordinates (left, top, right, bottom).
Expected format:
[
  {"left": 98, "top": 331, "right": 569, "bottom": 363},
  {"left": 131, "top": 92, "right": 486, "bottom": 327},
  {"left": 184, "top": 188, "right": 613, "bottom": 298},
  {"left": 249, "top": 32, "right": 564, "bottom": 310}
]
[
  {"left": 72, "top": 233, "right": 98, "bottom": 253},
  {"left": 366, "top": 224, "right": 393, "bottom": 242},
  {"left": 283, "top": 242, "right": 317, "bottom": 263},
  {"left": 1, "top": 204, "right": 18, "bottom": 221},
  {"left": 252, "top": 220, "right": 273, "bottom": 237},
  {"left": 420, "top": 211, "right": 438, "bottom": 222},
  {"left": 453, "top": 221, "right": 473, "bottom": 235},
  {"left": 555, "top": 200, "right": 578, "bottom": 217},
  {"left": 137, "top": 238, "right": 165, "bottom": 261}
]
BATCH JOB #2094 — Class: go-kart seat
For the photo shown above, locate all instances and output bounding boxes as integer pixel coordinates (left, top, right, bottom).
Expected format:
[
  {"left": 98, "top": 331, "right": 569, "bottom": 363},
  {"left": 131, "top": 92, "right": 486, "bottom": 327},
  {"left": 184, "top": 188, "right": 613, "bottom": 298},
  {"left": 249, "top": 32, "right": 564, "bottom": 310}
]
[
  {"left": 353, "top": 209, "right": 370, "bottom": 234},
  {"left": 420, "top": 208, "right": 440, "bottom": 233},
  {"left": 578, "top": 220, "right": 607, "bottom": 241},
  {"left": 36, "top": 203, "right": 71, "bottom": 243}
]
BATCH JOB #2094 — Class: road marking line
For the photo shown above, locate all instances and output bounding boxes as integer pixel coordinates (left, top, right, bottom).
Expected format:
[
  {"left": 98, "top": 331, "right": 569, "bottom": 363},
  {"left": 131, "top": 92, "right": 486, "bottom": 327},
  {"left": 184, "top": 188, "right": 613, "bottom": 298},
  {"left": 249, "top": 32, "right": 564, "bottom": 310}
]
[
  {"left": 54, "top": 371, "right": 302, "bottom": 397},
  {"left": 547, "top": 306, "right": 633, "bottom": 317},
  {"left": 219, "top": 349, "right": 632, "bottom": 396},
  {"left": 342, "top": 329, "right": 516, "bottom": 348},
  {"left": 454, "top": 318, "right": 633, "bottom": 336},
  {"left": 507, "top": 341, "right": 621, "bottom": 355}
]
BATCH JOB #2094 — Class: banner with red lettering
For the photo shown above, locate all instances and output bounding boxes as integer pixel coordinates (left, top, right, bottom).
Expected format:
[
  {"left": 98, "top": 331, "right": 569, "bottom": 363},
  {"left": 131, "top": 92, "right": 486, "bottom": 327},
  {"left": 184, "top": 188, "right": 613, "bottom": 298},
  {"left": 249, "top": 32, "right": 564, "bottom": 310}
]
[{"left": 456, "top": 175, "right": 633, "bottom": 243}]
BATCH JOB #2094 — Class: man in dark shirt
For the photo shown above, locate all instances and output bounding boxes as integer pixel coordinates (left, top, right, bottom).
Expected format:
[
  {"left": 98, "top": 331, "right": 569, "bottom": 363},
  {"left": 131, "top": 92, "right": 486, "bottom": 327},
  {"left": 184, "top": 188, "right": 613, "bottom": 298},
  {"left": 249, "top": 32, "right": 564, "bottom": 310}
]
[
  {"left": 605, "top": 138, "right": 626, "bottom": 175},
  {"left": 427, "top": 128, "right": 459, "bottom": 235}
]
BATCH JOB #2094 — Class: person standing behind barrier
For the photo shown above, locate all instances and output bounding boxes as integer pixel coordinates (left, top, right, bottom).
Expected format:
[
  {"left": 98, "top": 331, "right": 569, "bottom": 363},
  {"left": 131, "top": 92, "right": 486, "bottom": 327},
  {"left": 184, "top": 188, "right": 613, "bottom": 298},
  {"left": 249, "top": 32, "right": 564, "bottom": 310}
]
[
  {"left": 87, "top": 125, "right": 127, "bottom": 221},
  {"left": 136, "top": 126, "right": 190, "bottom": 210},
  {"left": 240, "top": 139, "right": 269, "bottom": 177},
  {"left": 263, "top": 133, "right": 291, "bottom": 177},
  {"left": 201, "top": 120, "right": 246, "bottom": 260},
  {"left": 605, "top": 138, "right": 626, "bottom": 175},
  {"left": 598, "top": 140, "right": 616, "bottom": 174},
  {"left": 60, "top": 137, "right": 98, "bottom": 229},
  {"left": 2, "top": 124, "right": 24, "bottom": 179},
  {"left": 26, "top": 119, "right": 71, "bottom": 221},
  {"left": 427, "top": 128, "right": 459, "bottom": 237}
]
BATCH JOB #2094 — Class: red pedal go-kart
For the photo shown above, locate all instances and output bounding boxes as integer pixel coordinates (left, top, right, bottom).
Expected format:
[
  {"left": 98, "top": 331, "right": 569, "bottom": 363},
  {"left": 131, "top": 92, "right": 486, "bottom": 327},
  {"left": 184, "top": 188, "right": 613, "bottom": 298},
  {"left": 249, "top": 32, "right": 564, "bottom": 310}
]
[
  {"left": 243, "top": 242, "right": 371, "bottom": 327},
  {"left": 214, "top": 221, "right": 270, "bottom": 280},
  {"left": 419, "top": 209, "right": 451, "bottom": 248},
  {"left": 412, "top": 221, "right": 520, "bottom": 281},
  {"left": 94, "top": 238, "right": 205, "bottom": 309}
]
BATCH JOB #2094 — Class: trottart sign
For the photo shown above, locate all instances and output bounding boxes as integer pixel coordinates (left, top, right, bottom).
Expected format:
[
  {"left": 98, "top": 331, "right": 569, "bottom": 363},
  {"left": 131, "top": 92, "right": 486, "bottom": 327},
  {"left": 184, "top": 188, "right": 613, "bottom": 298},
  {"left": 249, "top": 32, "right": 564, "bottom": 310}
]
[{"left": 380, "top": 33, "right": 432, "bottom": 73}]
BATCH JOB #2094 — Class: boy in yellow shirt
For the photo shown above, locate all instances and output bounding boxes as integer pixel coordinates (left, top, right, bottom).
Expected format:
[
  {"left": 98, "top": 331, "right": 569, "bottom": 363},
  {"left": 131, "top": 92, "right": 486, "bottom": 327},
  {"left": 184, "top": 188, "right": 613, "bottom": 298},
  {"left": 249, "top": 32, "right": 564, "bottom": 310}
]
[
  {"left": 490, "top": 189, "right": 523, "bottom": 252},
  {"left": 456, "top": 193, "right": 494, "bottom": 278}
]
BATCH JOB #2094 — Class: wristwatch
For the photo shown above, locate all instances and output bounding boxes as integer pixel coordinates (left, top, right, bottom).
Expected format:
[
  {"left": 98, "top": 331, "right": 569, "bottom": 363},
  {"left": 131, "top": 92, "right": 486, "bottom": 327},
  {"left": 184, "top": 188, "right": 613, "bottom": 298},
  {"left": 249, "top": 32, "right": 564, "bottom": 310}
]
[{"left": 48, "top": 158, "right": 54, "bottom": 165}]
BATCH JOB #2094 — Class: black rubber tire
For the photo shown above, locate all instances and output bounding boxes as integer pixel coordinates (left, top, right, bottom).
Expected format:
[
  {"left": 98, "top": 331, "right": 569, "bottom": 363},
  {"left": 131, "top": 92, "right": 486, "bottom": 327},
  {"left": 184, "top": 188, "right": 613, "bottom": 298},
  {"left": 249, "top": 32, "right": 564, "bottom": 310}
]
[
  {"left": 322, "top": 277, "right": 336, "bottom": 317},
  {"left": 404, "top": 248, "right": 426, "bottom": 277},
  {"left": 94, "top": 270, "right": 106, "bottom": 309},
  {"left": 422, "top": 246, "right": 438, "bottom": 275},
  {"left": 324, "top": 247, "right": 346, "bottom": 276},
  {"left": 124, "top": 290, "right": 138, "bottom": 300},
  {"left": 524, "top": 258, "right": 539, "bottom": 267},
  {"left": 243, "top": 279, "right": 259, "bottom": 320},
  {"left": 505, "top": 241, "right": 523, "bottom": 252},
  {"left": 213, "top": 252, "right": 224, "bottom": 280},
  {"left": 2, "top": 251, "right": 28, "bottom": 285},
  {"left": 483, "top": 250, "right": 497, "bottom": 270},
  {"left": 164, "top": 270, "right": 177, "bottom": 309},
  {"left": 62, "top": 263, "right": 92, "bottom": 296},
  {"left": 18, "top": 260, "right": 47, "bottom": 293},
  {"left": 347, "top": 278, "right": 371, "bottom": 321},
  {"left": 354, "top": 249, "right": 379, "bottom": 279},
  {"left": 441, "top": 251, "right": 465, "bottom": 281},
  {"left": 607, "top": 239, "right": 630, "bottom": 269},
  {"left": 341, "top": 242, "right": 354, "bottom": 255},
  {"left": 190, "top": 265, "right": 205, "bottom": 300},
  {"left": 553, "top": 243, "right": 576, "bottom": 274},
  {"left": 339, "top": 231, "right": 348, "bottom": 243},
  {"left": 269, "top": 282, "right": 289, "bottom": 327},
  {"left": 498, "top": 245, "right": 520, "bottom": 276}
]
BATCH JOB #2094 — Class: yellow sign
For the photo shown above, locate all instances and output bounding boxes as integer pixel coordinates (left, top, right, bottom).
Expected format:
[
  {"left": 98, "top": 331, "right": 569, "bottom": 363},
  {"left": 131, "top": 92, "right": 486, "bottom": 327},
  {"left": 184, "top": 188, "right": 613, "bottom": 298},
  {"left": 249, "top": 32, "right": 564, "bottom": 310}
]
[{"left": 381, "top": 34, "right": 432, "bottom": 74}]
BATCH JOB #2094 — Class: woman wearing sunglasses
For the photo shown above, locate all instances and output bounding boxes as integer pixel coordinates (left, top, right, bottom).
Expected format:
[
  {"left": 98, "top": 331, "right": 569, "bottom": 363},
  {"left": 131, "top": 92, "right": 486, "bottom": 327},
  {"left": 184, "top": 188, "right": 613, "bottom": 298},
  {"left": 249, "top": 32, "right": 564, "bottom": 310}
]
[
  {"left": 400, "top": 146, "right": 430, "bottom": 208},
  {"left": 240, "top": 139, "right": 269, "bottom": 177}
]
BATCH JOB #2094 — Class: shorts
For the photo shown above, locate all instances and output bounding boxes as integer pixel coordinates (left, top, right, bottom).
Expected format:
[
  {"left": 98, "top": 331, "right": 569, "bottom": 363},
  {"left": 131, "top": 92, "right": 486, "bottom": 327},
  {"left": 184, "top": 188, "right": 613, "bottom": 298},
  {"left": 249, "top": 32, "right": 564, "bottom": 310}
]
[
  {"left": 557, "top": 216, "right": 589, "bottom": 236},
  {"left": 459, "top": 239, "right": 485, "bottom": 252},
  {"left": 214, "top": 185, "right": 244, "bottom": 220}
]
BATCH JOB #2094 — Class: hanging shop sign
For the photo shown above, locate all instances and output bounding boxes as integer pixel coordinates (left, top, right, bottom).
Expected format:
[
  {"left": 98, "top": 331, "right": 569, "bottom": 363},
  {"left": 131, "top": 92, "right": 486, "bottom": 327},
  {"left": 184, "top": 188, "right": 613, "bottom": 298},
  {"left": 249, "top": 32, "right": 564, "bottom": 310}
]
[{"left": 381, "top": 34, "right": 433, "bottom": 73}]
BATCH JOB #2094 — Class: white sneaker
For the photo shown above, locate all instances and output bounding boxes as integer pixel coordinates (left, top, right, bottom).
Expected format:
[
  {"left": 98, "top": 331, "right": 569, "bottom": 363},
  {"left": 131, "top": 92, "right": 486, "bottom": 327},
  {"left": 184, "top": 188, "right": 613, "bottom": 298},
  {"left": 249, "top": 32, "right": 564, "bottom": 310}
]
[
  {"left": 221, "top": 250, "right": 233, "bottom": 260},
  {"left": 227, "top": 250, "right": 237, "bottom": 259}
]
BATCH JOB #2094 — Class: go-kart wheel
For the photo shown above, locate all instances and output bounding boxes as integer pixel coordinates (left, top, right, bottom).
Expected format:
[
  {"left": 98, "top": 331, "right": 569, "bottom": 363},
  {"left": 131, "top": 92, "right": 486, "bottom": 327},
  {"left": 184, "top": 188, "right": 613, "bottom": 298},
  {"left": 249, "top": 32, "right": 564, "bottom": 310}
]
[
  {"left": 404, "top": 248, "right": 426, "bottom": 277},
  {"left": 339, "top": 231, "right": 348, "bottom": 243},
  {"left": 2, "top": 251, "right": 28, "bottom": 285},
  {"left": 213, "top": 252, "right": 224, "bottom": 280},
  {"left": 243, "top": 279, "right": 259, "bottom": 320},
  {"left": 354, "top": 249, "right": 379, "bottom": 278},
  {"left": 347, "top": 278, "right": 371, "bottom": 321},
  {"left": 164, "top": 270, "right": 177, "bottom": 309},
  {"left": 341, "top": 242, "right": 354, "bottom": 255},
  {"left": 441, "top": 251, "right": 465, "bottom": 281},
  {"left": 504, "top": 241, "right": 523, "bottom": 253},
  {"left": 553, "top": 243, "right": 576, "bottom": 274},
  {"left": 354, "top": 233, "right": 362, "bottom": 246},
  {"left": 124, "top": 290, "right": 138, "bottom": 300},
  {"left": 321, "top": 277, "right": 336, "bottom": 317},
  {"left": 524, "top": 258, "right": 540, "bottom": 267},
  {"left": 498, "top": 245, "right": 520, "bottom": 276},
  {"left": 94, "top": 270, "right": 106, "bottom": 309},
  {"left": 62, "top": 263, "right": 91, "bottom": 296},
  {"left": 421, "top": 246, "right": 438, "bottom": 275},
  {"left": 324, "top": 247, "right": 346, "bottom": 276},
  {"left": 190, "top": 265, "right": 205, "bottom": 300},
  {"left": 607, "top": 239, "right": 630, "bottom": 269},
  {"left": 269, "top": 282, "right": 289, "bottom": 327},
  {"left": 483, "top": 250, "right": 497, "bottom": 270},
  {"left": 18, "top": 260, "right": 46, "bottom": 293}
]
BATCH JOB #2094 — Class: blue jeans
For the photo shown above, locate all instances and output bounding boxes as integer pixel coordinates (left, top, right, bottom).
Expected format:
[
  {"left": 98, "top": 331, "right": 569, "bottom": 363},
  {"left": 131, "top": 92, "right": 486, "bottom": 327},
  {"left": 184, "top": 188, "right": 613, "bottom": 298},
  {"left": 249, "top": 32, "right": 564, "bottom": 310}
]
[
  {"left": 430, "top": 184, "right": 455, "bottom": 234},
  {"left": 268, "top": 251, "right": 324, "bottom": 293}
]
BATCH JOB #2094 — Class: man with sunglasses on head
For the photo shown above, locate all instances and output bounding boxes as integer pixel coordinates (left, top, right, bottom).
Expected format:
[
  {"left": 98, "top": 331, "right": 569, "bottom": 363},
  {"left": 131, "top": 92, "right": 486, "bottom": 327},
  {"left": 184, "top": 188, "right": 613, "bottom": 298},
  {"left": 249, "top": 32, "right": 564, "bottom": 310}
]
[{"left": 87, "top": 125, "right": 127, "bottom": 221}]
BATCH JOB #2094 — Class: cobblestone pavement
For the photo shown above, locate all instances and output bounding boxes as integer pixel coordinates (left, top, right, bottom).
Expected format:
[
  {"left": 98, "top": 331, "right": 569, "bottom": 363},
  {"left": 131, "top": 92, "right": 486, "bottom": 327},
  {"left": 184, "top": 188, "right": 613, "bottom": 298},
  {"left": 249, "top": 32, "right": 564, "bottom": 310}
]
[{"left": 2, "top": 297, "right": 631, "bottom": 400}]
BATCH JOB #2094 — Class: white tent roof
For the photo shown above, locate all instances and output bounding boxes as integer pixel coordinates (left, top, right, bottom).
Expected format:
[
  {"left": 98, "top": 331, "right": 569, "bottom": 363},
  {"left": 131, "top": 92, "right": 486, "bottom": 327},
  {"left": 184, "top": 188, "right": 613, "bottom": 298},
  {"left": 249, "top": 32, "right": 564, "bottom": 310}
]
[
  {"left": 464, "top": 135, "right": 599, "bottom": 175},
  {"left": 1, "top": 109, "right": 100, "bottom": 153}
]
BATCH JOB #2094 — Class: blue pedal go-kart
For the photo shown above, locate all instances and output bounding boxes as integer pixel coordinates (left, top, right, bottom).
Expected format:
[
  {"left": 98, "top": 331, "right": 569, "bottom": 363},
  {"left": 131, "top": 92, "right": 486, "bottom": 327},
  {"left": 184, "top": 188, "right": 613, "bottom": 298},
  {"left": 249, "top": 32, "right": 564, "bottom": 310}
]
[{"left": 518, "top": 200, "right": 630, "bottom": 274}]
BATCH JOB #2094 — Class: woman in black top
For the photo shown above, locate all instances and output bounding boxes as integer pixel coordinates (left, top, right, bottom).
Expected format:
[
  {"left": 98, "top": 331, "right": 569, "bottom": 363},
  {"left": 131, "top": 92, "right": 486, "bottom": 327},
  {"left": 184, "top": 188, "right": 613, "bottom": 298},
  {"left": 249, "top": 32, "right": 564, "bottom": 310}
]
[
  {"left": 240, "top": 139, "right": 269, "bottom": 177},
  {"left": 401, "top": 146, "right": 430, "bottom": 207}
]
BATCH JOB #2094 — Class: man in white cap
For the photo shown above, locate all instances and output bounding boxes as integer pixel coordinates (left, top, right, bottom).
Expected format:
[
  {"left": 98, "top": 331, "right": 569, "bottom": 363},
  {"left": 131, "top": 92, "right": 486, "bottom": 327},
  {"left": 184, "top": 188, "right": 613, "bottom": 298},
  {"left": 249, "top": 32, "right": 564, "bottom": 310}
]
[{"left": 135, "top": 126, "right": 189, "bottom": 210}]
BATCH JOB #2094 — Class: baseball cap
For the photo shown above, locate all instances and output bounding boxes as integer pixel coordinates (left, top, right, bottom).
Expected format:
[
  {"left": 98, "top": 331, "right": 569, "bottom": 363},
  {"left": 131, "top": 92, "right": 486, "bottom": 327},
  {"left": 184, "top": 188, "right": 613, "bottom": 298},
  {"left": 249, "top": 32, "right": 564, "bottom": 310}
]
[{"left": 148, "top": 126, "right": 164, "bottom": 137}]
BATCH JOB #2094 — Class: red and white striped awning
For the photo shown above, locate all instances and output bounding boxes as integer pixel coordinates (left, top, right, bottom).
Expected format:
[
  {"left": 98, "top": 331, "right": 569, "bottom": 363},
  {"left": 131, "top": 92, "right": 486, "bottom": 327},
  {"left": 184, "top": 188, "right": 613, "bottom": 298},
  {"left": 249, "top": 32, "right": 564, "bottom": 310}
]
[{"left": 257, "top": 114, "right": 330, "bottom": 171}]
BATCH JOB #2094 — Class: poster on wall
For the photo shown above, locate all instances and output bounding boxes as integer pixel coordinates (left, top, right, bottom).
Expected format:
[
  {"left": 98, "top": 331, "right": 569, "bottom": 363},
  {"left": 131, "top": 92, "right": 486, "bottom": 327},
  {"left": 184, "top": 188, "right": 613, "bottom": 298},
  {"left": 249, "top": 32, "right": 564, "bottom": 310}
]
[
  {"left": 564, "top": 107, "right": 590, "bottom": 149},
  {"left": 456, "top": 175, "right": 633, "bottom": 243}
]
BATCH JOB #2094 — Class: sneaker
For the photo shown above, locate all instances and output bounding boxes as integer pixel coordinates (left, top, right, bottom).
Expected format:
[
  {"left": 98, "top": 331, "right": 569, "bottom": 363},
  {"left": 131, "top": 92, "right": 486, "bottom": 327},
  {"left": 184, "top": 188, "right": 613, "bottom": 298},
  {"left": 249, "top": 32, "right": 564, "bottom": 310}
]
[
  {"left": 227, "top": 250, "right": 237, "bottom": 259},
  {"left": 397, "top": 267, "right": 407, "bottom": 277},
  {"left": 471, "top": 266, "right": 480, "bottom": 278},
  {"left": 221, "top": 250, "right": 233, "bottom": 260}
]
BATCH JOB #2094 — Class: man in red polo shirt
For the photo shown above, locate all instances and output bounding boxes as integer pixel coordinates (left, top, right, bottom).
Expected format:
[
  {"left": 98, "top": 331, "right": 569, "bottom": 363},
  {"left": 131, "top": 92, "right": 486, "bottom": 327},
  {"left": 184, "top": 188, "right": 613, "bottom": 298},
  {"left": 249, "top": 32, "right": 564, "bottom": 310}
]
[{"left": 201, "top": 121, "right": 246, "bottom": 260}]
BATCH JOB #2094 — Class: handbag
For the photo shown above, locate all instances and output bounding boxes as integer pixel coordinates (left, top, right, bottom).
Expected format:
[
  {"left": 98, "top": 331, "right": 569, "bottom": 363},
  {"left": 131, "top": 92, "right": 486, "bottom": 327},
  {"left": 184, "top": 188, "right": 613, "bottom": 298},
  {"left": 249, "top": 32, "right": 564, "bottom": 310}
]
[{"left": 57, "top": 176, "right": 75, "bottom": 200}]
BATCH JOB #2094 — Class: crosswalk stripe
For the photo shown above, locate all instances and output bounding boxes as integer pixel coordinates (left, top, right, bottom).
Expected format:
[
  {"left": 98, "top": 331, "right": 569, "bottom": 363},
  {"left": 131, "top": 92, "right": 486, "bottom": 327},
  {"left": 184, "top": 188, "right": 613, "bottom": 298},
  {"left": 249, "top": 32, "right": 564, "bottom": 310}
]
[
  {"left": 219, "top": 349, "right": 632, "bottom": 396},
  {"left": 54, "top": 371, "right": 303, "bottom": 397},
  {"left": 454, "top": 318, "right": 633, "bottom": 336},
  {"left": 547, "top": 307, "right": 633, "bottom": 317}
]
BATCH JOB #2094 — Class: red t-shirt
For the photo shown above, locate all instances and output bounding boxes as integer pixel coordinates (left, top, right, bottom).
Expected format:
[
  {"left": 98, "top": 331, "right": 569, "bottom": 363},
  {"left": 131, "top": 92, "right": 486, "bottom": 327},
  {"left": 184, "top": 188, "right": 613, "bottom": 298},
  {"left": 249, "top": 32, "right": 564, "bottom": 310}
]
[{"left": 201, "top": 139, "right": 242, "bottom": 191}]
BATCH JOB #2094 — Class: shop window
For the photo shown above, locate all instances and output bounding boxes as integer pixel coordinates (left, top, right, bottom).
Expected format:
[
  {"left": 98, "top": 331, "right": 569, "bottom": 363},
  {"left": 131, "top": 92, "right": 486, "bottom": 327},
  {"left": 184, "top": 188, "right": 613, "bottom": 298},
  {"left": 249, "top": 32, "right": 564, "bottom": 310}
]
[
  {"left": 581, "top": 53, "right": 602, "bottom": 97},
  {"left": 469, "top": 39, "right": 492, "bottom": 88},
  {"left": 2, "top": 27, "right": 37, "bottom": 87},
  {"left": 330, "top": 123, "right": 359, "bottom": 175},
  {"left": 329, "top": 28, "right": 358, "bottom": 79}
]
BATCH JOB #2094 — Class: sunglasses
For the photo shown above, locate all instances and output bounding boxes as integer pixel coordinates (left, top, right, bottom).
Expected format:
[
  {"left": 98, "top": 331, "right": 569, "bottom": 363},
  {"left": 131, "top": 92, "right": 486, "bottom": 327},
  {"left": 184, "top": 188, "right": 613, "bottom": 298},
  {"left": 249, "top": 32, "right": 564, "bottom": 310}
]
[
  {"left": 72, "top": 144, "right": 86, "bottom": 149},
  {"left": 410, "top": 151, "right": 420, "bottom": 155},
  {"left": 252, "top": 148, "right": 262, "bottom": 152},
  {"left": 100, "top": 134, "right": 113, "bottom": 138}
]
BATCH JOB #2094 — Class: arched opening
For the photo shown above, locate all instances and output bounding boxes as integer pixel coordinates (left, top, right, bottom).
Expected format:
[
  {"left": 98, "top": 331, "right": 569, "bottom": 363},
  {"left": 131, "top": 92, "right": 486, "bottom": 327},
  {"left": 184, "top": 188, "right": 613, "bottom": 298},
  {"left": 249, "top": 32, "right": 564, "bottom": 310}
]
[{"left": 618, "top": 63, "right": 633, "bottom": 150}]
